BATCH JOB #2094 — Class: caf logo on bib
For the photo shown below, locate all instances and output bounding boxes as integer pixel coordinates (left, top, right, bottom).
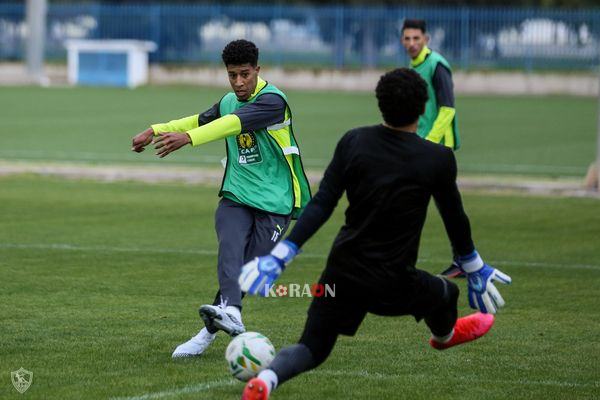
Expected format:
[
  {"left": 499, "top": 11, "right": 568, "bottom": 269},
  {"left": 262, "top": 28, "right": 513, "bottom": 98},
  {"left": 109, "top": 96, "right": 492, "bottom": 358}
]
[
  {"left": 236, "top": 132, "right": 262, "bottom": 165},
  {"left": 237, "top": 133, "right": 256, "bottom": 149}
]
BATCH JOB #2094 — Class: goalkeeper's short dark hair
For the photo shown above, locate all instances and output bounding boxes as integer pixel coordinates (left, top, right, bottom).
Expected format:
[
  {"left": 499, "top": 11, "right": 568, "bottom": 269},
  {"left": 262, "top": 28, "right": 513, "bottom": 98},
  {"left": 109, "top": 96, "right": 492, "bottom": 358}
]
[
  {"left": 375, "top": 68, "right": 428, "bottom": 128},
  {"left": 222, "top": 40, "right": 259, "bottom": 67},
  {"left": 402, "top": 19, "right": 426, "bottom": 33}
]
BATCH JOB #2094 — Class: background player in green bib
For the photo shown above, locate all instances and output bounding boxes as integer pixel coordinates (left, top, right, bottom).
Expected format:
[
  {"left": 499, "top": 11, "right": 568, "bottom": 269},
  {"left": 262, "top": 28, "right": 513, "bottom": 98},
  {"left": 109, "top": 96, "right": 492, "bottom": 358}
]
[
  {"left": 402, "top": 19, "right": 460, "bottom": 150},
  {"left": 402, "top": 19, "right": 464, "bottom": 277},
  {"left": 131, "top": 39, "right": 311, "bottom": 358}
]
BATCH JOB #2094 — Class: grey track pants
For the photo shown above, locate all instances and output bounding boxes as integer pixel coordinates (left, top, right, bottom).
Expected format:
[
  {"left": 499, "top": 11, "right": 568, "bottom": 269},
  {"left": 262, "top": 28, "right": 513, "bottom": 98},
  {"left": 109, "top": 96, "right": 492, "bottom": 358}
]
[{"left": 211, "top": 198, "right": 292, "bottom": 309}]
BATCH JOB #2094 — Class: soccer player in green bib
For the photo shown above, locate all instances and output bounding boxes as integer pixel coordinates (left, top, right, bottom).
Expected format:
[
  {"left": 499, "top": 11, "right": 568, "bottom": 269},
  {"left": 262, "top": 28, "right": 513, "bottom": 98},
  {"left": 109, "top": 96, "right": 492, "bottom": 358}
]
[
  {"left": 402, "top": 19, "right": 459, "bottom": 150},
  {"left": 402, "top": 19, "right": 465, "bottom": 277},
  {"left": 131, "top": 40, "right": 311, "bottom": 358}
]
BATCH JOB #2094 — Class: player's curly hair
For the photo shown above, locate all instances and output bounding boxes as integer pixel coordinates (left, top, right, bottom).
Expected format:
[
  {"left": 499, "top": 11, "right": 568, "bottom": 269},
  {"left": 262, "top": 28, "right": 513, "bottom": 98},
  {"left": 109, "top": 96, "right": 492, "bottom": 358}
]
[
  {"left": 402, "top": 19, "right": 427, "bottom": 33},
  {"left": 222, "top": 39, "right": 259, "bottom": 67},
  {"left": 375, "top": 68, "right": 428, "bottom": 128}
]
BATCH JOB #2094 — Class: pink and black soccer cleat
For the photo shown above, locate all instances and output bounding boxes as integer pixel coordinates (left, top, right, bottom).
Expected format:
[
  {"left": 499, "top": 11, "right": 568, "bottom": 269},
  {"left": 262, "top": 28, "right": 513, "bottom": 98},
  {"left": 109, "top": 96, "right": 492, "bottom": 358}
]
[
  {"left": 429, "top": 312, "right": 495, "bottom": 350},
  {"left": 241, "top": 377, "right": 270, "bottom": 400}
]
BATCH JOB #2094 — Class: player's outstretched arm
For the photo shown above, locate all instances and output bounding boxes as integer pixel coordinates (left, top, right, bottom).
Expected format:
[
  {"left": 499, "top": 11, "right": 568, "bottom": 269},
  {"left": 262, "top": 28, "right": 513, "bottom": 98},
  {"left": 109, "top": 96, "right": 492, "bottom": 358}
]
[
  {"left": 239, "top": 132, "right": 351, "bottom": 297},
  {"left": 431, "top": 149, "right": 475, "bottom": 262},
  {"left": 132, "top": 113, "right": 199, "bottom": 154},
  {"left": 134, "top": 103, "right": 222, "bottom": 157},
  {"left": 238, "top": 167, "right": 343, "bottom": 296}
]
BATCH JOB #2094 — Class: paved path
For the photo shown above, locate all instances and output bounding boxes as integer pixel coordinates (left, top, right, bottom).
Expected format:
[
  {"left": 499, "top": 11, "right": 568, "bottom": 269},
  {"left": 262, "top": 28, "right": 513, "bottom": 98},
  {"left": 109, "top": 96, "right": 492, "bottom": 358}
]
[{"left": 1, "top": 160, "right": 597, "bottom": 198}]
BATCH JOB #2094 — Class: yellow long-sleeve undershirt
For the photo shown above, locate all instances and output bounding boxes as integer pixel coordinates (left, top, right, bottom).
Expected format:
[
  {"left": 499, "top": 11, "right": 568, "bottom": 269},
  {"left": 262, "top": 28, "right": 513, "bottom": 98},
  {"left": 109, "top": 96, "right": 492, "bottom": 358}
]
[
  {"left": 151, "top": 114, "right": 242, "bottom": 147},
  {"left": 425, "top": 106, "right": 456, "bottom": 148}
]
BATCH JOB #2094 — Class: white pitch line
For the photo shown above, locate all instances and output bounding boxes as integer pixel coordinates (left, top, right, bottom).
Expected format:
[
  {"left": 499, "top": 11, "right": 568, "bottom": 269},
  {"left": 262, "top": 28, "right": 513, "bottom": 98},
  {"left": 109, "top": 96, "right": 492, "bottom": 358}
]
[
  {"left": 480, "top": 259, "right": 600, "bottom": 271},
  {"left": 111, "top": 369, "right": 598, "bottom": 400},
  {"left": 314, "top": 369, "right": 600, "bottom": 389},
  {"left": 109, "top": 378, "right": 238, "bottom": 400},
  {"left": 0, "top": 242, "right": 218, "bottom": 256},
  {"left": 1, "top": 242, "right": 599, "bottom": 272}
]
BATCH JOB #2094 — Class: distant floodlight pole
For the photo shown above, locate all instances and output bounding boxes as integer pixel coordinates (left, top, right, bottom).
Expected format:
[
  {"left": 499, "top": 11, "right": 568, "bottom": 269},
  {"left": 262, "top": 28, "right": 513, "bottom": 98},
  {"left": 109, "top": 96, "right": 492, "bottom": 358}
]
[{"left": 25, "top": 0, "right": 47, "bottom": 84}]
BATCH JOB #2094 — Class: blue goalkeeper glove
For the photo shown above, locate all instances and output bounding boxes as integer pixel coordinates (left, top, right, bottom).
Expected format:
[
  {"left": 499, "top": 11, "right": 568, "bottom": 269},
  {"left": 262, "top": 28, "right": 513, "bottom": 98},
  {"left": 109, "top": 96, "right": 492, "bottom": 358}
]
[
  {"left": 459, "top": 251, "right": 512, "bottom": 314},
  {"left": 238, "top": 240, "right": 299, "bottom": 296}
]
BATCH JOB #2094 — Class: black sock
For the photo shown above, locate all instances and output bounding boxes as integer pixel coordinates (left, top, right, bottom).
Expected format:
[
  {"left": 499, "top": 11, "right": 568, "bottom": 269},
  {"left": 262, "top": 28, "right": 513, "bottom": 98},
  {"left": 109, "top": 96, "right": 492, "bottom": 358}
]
[
  {"left": 425, "top": 277, "right": 459, "bottom": 337},
  {"left": 268, "top": 344, "right": 316, "bottom": 385}
]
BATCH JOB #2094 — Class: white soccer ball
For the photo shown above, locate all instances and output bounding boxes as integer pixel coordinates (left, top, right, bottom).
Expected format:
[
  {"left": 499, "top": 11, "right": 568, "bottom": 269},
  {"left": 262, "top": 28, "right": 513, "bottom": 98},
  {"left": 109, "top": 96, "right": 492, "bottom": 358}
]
[{"left": 225, "top": 332, "right": 276, "bottom": 382}]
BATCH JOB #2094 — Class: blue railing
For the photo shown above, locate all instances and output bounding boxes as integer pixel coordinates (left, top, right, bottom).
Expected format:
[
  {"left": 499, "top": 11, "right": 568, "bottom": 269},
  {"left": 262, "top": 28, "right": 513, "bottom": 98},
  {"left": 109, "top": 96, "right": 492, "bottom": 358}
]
[{"left": 1, "top": 3, "right": 599, "bottom": 71}]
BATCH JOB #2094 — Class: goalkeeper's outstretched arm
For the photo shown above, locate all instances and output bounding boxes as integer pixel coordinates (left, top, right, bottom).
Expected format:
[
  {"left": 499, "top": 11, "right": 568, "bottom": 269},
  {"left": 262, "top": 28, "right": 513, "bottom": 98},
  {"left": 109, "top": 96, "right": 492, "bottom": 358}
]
[
  {"left": 239, "top": 133, "right": 350, "bottom": 295},
  {"left": 431, "top": 147, "right": 475, "bottom": 257},
  {"left": 284, "top": 132, "right": 349, "bottom": 248}
]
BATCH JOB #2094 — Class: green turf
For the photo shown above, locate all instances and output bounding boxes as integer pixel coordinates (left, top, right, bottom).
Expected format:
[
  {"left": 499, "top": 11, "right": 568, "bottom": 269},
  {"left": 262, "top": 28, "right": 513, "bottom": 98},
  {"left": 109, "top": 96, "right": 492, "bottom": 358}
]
[
  {"left": 0, "top": 86, "right": 596, "bottom": 176},
  {"left": 1, "top": 175, "right": 599, "bottom": 399}
]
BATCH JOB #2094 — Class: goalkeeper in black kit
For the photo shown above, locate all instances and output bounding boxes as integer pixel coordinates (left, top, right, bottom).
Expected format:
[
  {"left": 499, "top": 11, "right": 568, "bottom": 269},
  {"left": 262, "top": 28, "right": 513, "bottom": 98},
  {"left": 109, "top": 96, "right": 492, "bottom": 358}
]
[{"left": 237, "top": 68, "right": 512, "bottom": 400}]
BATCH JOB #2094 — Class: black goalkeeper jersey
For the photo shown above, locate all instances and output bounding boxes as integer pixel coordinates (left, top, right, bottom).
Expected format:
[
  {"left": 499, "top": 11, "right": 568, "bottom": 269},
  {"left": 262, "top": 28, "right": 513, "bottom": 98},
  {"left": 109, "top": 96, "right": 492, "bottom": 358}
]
[{"left": 287, "top": 124, "right": 474, "bottom": 288}]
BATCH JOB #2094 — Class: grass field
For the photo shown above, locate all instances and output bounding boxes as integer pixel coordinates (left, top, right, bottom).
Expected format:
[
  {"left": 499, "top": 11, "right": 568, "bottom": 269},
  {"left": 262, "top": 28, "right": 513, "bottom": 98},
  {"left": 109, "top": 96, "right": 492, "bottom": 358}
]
[
  {"left": 1, "top": 176, "right": 599, "bottom": 399},
  {"left": 0, "top": 86, "right": 596, "bottom": 176},
  {"left": 1, "top": 84, "right": 599, "bottom": 398}
]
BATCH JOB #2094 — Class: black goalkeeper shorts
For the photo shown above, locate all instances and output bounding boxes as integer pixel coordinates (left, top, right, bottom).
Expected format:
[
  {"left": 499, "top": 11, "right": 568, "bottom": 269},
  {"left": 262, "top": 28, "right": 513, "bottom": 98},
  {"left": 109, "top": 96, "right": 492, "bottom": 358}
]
[{"left": 306, "top": 267, "right": 456, "bottom": 336}]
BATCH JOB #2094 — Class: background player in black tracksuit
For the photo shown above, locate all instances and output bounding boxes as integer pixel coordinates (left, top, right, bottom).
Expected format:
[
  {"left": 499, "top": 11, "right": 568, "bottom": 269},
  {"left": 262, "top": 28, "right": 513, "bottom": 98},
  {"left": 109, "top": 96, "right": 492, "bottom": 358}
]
[{"left": 238, "top": 68, "right": 511, "bottom": 400}]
